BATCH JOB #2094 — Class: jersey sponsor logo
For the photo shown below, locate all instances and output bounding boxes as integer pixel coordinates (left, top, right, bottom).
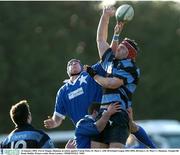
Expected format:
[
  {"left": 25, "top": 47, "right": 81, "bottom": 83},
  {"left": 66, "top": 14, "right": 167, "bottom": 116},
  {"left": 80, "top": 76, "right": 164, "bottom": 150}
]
[{"left": 68, "top": 87, "right": 84, "bottom": 100}]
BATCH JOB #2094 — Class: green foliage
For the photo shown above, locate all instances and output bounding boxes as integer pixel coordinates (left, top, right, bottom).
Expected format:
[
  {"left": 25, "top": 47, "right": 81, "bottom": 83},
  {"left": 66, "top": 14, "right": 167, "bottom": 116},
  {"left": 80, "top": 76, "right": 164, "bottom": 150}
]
[{"left": 0, "top": 1, "right": 180, "bottom": 134}]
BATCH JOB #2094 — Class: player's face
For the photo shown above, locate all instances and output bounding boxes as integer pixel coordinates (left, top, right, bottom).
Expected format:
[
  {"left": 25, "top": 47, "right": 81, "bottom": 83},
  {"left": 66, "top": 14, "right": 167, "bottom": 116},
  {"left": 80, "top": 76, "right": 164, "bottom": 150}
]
[
  {"left": 68, "top": 60, "right": 82, "bottom": 76},
  {"left": 115, "top": 44, "right": 129, "bottom": 59}
]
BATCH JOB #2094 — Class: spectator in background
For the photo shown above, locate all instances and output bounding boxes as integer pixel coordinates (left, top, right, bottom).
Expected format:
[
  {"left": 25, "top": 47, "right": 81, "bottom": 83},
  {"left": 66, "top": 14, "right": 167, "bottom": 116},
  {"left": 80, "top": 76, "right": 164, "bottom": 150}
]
[{"left": 1, "top": 100, "right": 54, "bottom": 148}]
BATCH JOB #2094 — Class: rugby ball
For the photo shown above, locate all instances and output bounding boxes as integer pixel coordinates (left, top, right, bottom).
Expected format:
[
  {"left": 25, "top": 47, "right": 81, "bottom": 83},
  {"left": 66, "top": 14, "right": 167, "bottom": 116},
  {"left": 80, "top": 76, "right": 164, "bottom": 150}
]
[{"left": 115, "top": 4, "right": 134, "bottom": 22}]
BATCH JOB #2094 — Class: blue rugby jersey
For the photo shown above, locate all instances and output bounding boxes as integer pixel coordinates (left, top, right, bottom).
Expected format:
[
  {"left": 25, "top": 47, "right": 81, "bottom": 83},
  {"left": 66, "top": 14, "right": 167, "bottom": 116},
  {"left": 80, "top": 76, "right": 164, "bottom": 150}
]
[
  {"left": 100, "top": 48, "right": 140, "bottom": 110},
  {"left": 75, "top": 115, "right": 99, "bottom": 148},
  {"left": 1, "top": 124, "right": 54, "bottom": 148},
  {"left": 54, "top": 63, "right": 106, "bottom": 125}
]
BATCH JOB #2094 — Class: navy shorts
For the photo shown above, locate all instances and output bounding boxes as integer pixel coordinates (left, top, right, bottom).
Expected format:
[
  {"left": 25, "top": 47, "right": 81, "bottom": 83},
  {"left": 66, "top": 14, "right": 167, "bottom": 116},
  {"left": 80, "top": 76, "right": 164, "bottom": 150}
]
[{"left": 92, "top": 109, "right": 129, "bottom": 145}]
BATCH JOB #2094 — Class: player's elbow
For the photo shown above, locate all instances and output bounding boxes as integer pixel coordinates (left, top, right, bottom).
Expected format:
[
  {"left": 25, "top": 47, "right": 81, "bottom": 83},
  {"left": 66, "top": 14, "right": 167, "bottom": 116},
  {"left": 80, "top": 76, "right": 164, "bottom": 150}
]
[
  {"left": 96, "top": 36, "right": 106, "bottom": 44},
  {"left": 96, "top": 124, "right": 105, "bottom": 133},
  {"left": 102, "top": 81, "right": 116, "bottom": 89},
  {"left": 106, "top": 83, "right": 119, "bottom": 89}
]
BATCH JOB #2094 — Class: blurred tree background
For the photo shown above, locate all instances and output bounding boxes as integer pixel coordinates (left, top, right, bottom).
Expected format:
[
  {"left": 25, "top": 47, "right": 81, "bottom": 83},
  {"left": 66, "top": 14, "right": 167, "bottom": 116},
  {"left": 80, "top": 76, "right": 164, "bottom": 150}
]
[{"left": 0, "top": 1, "right": 180, "bottom": 137}]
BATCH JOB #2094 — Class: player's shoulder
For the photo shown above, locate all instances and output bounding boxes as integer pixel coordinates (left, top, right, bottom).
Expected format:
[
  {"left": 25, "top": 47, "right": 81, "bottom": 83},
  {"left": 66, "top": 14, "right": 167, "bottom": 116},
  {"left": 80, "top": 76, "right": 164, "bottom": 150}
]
[
  {"left": 76, "top": 115, "right": 92, "bottom": 127},
  {"left": 91, "top": 62, "right": 100, "bottom": 68},
  {"left": 79, "top": 71, "right": 92, "bottom": 81},
  {"left": 33, "top": 128, "right": 54, "bottom": 148},
  {"left": 81, "top": 115, "right": 94, "bottom": 124},
  {"left": 120, "top": 59, "right": 140, "bottom": 72},
  {"left": 34, "top": 128, "right": 50, "bottom": 139},
  {"left": 80, "top": 71, "right": 89, "bottom": 76},
  {"left": 102, "top": 48, "right": 113, "bottom": 60},
  {"left": 121, "top": 59, "right": 135, "bottom": 67},
  {"left": 56, "top": 83, "right": 68, "bottom": 95}
]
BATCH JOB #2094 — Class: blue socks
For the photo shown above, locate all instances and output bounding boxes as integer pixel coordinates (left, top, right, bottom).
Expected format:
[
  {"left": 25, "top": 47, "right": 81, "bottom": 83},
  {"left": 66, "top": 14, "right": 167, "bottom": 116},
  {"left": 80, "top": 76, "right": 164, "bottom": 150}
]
[{"left": 132, "top": 125, "right": 156, "bottom": 148}]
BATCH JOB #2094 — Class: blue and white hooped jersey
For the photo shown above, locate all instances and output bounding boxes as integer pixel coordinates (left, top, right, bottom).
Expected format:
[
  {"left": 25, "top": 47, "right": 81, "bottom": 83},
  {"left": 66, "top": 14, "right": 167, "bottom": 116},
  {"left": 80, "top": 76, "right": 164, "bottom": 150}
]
[
  {"left": 100, "top": 48, "right": 140, "bottom": 110},
  {"left": 75, "top": 115, "right": 99, "bottom": 148},
  {"left": 54, "top": 63, "right": 105, "bottom": 125},
  {"left": 1, "top": 124, "right": 54, "bottom": 148}
]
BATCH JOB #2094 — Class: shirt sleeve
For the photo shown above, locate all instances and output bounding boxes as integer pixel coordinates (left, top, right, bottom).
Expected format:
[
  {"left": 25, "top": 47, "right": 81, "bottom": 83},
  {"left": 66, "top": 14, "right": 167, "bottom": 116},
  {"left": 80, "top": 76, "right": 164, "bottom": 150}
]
[
  {"left": 0, "top": 138, "right": 7, "bottom": 148},
  {"left": 41, "top": 139, "right": 54, "bottom": 148},
  {"left": 101, "top": 48, "right": 113, "bottom": 62},
  {"left": 54, "top": 88, "right": 66, "bottom": 119},
  {"left": 100, "top": 48, "right": 114, "bottom": 73},
  {"left": 76, "top": 119, "right": 99, "bottom": 136},
  {"left": 92, "top": 62, "right": 106, "bottom": 77}
]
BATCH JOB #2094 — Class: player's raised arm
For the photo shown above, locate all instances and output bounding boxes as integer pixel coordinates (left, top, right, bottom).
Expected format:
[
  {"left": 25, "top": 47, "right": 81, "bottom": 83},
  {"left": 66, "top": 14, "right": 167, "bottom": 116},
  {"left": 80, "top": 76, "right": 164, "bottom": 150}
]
[
  {"left": 96, "top": 6, "right": 115, "bottom": 59},
  {"left": 110, "top": 22, "right": 125, "bottom": 52}
]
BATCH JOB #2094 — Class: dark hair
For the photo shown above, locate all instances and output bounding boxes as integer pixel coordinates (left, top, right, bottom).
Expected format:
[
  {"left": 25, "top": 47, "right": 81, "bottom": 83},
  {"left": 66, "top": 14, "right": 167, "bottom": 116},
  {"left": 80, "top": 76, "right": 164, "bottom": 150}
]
[
  {"left": 124, "top": 38, "right": 140, "bottom": 53},
  {"left": 10, "top": 100, "right": 30, "bottom": 126},
  {"left": 88, "top": 103, "right": 101, "bottom": 115}
]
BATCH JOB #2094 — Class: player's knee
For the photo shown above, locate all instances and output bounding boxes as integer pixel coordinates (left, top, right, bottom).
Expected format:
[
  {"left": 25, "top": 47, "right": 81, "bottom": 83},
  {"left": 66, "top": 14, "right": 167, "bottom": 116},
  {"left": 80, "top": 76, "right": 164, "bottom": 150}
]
[
  {"left": 91, "top": 141, "right": 108, "bottom": 148},
  {"left": 130, "top": 121, "right": 139, "bottom": 133},
  {"left": 109, "top": 142, "right": 125, "bottom": 148}
]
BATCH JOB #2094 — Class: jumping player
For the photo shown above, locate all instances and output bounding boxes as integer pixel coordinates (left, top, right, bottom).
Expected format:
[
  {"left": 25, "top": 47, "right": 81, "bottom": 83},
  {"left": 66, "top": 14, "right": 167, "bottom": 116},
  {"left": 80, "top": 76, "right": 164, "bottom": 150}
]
[
  {"left": 44, "top": 59, "right": 106, "bottom": 129},
  {"left": 86, "top": 6, "right": 155, "bottom": 148}
]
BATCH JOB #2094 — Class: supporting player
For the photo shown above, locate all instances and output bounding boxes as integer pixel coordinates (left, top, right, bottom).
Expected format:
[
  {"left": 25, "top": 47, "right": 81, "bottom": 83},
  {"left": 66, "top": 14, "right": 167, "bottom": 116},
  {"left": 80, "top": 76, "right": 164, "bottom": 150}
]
[{"left": 75, "top": 102, "right": 120, "bottom": 148}]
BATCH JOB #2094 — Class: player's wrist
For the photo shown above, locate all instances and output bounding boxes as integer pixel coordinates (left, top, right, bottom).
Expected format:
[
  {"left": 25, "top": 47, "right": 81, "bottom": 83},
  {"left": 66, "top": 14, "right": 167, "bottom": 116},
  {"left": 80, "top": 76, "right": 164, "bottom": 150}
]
[
  {"left": 102, "top": 13, "right": 110, "bottom": 22},
  {"left": 86, "top": 66, "right": 97, "bottom": 78},
  {"left": 102, "top": 110, "right": 111, "bottom": 118},
  {"left": 112, "top": 34, "right": 120, "bottom": 41}
]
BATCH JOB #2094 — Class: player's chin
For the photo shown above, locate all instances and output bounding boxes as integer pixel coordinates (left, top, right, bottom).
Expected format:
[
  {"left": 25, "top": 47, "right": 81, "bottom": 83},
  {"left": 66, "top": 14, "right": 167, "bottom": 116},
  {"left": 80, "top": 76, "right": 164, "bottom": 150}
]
[{"left": 72, "top": 70, "right": 81, "bottom": 75}]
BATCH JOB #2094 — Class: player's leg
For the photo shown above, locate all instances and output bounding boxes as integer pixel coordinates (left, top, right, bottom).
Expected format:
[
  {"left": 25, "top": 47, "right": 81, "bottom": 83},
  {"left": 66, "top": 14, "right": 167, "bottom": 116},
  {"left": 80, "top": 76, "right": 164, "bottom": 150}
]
[
  {"left": 109, "top": 142, "right": 124, "bottom": 148},
  {"left": 91, "top": 141, "right": 108, "bottom": 148},
  {"left": 128, "top": 107, "right": 156, "bottom": 148},
  {"left": 127, "top": 107, "right": 138, "bottom": 132},
  {"left": 108, "top": 111, "right": 130, "bottom": 148}
]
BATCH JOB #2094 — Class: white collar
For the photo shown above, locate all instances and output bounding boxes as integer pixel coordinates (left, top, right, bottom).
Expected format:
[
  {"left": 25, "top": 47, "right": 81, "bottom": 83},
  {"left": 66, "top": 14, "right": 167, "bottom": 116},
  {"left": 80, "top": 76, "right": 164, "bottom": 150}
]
[
  {"left": 64, "top": 72, "right": 82, "bottom": 85},
  {"left": 85, "top": 115, "right": 95, "bottom": 121}
]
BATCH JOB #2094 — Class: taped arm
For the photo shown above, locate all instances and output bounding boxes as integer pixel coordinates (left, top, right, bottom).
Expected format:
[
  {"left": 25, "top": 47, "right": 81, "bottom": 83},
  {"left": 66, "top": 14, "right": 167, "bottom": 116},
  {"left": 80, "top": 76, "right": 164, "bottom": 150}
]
[{"left": 110, "top": 22, "right": 125, "bottom": 52}]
